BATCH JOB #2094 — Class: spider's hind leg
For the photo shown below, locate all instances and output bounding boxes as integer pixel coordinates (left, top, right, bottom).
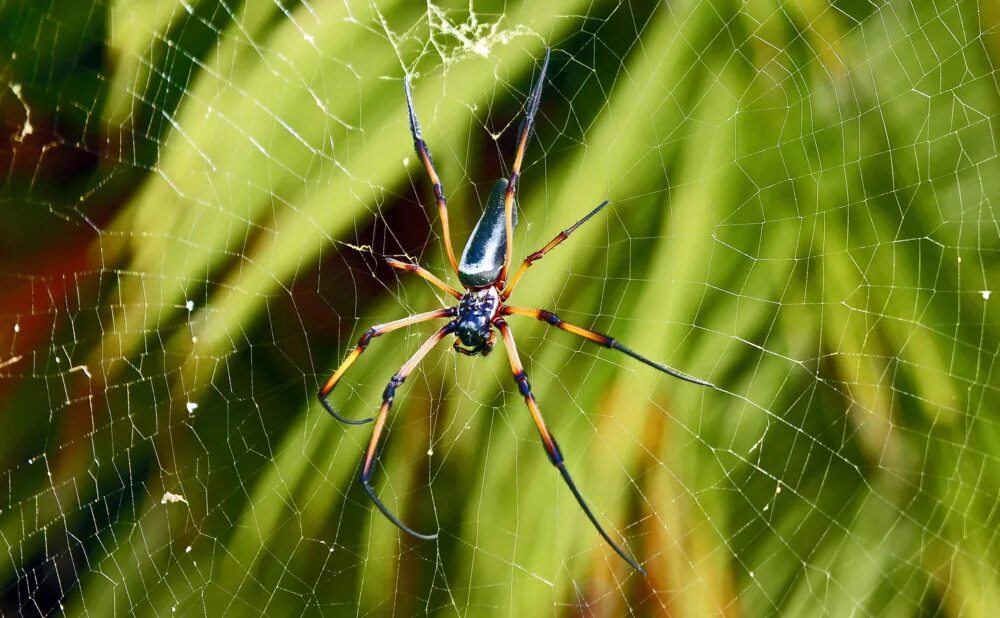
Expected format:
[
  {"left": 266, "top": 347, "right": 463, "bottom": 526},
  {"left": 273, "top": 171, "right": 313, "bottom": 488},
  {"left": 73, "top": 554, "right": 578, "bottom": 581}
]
[
  {"left": 498, "top": 49, "right": 552, "bottom": 284},
  {"left": 404, "top": 78, "right": 459, "bottom": 274}
]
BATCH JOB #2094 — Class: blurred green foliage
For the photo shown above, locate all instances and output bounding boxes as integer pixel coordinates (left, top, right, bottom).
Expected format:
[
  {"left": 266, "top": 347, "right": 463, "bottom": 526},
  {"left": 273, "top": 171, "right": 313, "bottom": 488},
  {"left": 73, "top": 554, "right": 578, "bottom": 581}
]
[{"left": 1, "top": 0, "right": 998, "bottom": 615}]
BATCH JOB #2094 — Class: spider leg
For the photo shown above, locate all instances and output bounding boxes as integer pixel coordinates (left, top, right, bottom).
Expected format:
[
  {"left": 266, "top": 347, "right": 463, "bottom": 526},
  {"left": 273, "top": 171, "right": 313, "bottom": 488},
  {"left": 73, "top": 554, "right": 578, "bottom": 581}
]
[
  {"left": 502, "top": 306, "right": 714, "bottom": 388},
  {"left": 386, "top": 258, "right": 463, "bottom": 299},
  {"left": 404, "top": 77, "right": 460, "bottom": 274},
  {"left": 360, "top": 322, "right": 455, "bottom": 540},
  {"left": 501, "top": 200, "right": 609, "bottom": 300},
  {"left": 319, "top": 308, "right": 456, "bottom": 424},
  {"left": 499, "top": 49, "right": 552, "bottom": 284},
  {"left": 494, "top": 318, "right": 646, "bottom": 575}
]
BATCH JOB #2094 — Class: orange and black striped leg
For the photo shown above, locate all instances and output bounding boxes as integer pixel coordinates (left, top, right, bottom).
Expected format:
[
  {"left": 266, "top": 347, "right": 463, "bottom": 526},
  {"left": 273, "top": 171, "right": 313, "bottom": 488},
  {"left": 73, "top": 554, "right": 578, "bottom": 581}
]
[
  {"left": 318, "top": 308, "right": 456, "bottom": 424},
  {"left": 360, "top": 322, "right": 455, "bottom": 540},
  {"left": 501, "top": 200, "right": 609, "bottom": 300},
  {"left": 503, "top": 306, "right": 714, "bottom": 388},
  {"left": 494, "top": 318, "right": 646, "bottom": 575},
  {"left": 386, "top": 258, "right": 463, "bottom": 300},
  {"left": 499, "top": 49, "right": 551, "bottom": 284},
  {"left": 404, "top": 78, "right": 459, "bottom": 274}
]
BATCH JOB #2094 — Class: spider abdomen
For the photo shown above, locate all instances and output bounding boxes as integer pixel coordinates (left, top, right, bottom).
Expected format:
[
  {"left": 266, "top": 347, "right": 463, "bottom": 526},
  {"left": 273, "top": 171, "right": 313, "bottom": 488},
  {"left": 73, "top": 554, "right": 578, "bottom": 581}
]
[{"left": 458, "top": 180, "right": 518, "bottom": 288}]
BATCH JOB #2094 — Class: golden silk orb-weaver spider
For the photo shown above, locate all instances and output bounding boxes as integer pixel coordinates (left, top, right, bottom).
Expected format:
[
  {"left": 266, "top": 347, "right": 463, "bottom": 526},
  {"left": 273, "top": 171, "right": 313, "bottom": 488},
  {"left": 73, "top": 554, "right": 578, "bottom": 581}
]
[{"left": 318, "top": 50, "right": 714, "bottom": 575}]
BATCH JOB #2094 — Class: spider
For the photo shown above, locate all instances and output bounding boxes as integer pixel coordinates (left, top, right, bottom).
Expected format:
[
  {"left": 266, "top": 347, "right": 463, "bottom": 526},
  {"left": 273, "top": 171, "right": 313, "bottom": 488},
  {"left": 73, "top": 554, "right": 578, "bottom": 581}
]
[{"left": 318, "top": 50, "right": 714, "bottom": 575}]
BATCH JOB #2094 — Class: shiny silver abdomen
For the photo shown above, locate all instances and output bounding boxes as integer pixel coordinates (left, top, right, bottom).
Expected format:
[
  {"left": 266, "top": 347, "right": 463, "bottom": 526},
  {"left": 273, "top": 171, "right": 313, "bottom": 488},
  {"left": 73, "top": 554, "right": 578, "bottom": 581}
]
[{"left": 458, "top": 179, "right": 518, "bottom": 289}]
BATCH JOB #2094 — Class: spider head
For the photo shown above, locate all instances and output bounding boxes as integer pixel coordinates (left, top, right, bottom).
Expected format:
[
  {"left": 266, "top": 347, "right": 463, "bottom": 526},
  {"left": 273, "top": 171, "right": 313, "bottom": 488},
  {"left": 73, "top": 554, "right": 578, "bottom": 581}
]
[{"left": 455, "top": 287, "right": 499, "bottom": 354}]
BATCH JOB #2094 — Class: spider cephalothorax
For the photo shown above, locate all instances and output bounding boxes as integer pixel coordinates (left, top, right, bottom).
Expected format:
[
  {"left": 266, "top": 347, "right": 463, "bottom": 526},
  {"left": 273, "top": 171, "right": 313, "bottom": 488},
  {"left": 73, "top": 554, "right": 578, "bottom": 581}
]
[
  {"left": 317, "top": 50, "right": 714, "bottom": 575},
  {"left": 454, "top": 287, "right": 500, "bottom": 355}
]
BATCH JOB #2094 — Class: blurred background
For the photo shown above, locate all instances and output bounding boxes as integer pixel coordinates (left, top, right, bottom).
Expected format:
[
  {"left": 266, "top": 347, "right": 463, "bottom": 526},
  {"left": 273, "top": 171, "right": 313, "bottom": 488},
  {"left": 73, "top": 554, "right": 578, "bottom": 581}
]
[{"left": 1, "top": 0, "right": 998, "bottom": 615}]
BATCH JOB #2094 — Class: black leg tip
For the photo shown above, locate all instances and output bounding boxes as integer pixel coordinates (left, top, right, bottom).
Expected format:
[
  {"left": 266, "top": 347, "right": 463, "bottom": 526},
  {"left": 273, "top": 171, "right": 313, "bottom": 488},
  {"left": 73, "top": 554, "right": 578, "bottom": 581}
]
[
  {"left": 554, "top": 463, "right": 645, "bottom": 576},
  {"left": 674, "top": 371, "right": 716, "bottom": 389},
  {"left": 362, "top": 481, "right": 439, "bottom": 541},
  {"left": 318, "top": 393, "right": 374, "bottom": 425}
]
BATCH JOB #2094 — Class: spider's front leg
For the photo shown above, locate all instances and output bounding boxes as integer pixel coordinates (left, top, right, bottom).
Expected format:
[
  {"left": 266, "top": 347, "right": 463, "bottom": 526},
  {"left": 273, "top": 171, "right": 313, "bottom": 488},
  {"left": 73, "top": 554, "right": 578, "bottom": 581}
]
[
  {"left": 494, "top": 318, "right": 646, "bottom": 575},
  {"left": 319, "top": 307, "right": 455, "bottom": 424},
  {"left": 360, "top": 322, "right": 455, "bottom": 539}
]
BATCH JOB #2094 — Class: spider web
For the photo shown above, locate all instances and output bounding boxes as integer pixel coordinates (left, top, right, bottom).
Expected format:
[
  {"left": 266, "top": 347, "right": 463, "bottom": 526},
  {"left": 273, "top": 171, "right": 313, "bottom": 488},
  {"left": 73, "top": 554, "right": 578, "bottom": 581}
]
[{"left": 2, "top": 0, "right": 998, "bottom": 615}]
